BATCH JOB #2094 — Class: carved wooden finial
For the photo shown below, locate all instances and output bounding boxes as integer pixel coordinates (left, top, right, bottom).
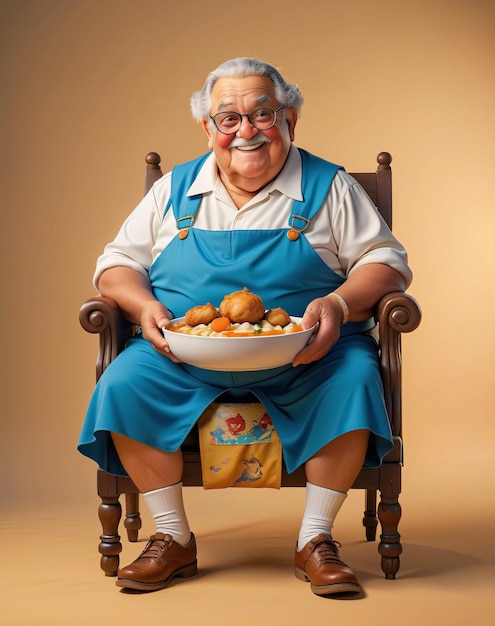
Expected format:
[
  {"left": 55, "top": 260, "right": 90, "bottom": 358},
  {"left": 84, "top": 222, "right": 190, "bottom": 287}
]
[
  {"left": 377, "top": 152, "right": 392, "bottom": 169},
  {"left": 145, "top": 152, "right": 161, "bottom": 167}
]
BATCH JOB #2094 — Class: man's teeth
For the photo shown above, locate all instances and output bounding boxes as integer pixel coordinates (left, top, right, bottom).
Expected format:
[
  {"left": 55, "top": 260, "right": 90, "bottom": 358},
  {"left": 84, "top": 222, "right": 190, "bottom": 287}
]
[{"left": 236, "top": 142, "right": 263, "bottom": 151}]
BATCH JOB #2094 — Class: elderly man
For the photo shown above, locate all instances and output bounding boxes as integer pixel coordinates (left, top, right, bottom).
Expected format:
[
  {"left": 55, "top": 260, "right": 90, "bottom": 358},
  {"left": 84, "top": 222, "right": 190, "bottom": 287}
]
[{"left": 78, "top": 57, "right": 412, "bottom": 597}]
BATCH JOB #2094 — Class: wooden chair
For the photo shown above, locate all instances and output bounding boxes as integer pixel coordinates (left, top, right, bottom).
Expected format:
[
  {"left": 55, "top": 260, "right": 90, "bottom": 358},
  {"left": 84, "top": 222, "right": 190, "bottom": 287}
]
[{"left": 79, "top": 151, "right": 421, "bottom": 580}]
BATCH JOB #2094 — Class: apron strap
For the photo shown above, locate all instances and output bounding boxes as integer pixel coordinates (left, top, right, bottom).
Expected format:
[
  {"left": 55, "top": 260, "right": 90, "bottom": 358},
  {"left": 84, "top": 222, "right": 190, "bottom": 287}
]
[
  {"left": 165, "top": 152, "right": 210, "bottom": 220},
  {"left": 287, "top": 149, "right": 343, "bottom": 240}
]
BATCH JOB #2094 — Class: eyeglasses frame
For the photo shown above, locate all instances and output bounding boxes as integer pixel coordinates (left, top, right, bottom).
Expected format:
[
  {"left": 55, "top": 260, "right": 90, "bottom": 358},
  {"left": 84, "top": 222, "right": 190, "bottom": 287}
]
[{"left": 209, "top": 105, "right": 284, "bottom": 135}]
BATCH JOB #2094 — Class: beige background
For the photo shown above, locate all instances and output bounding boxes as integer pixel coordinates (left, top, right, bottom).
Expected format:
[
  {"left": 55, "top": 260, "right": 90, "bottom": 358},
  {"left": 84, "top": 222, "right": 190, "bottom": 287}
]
[{"left": 1, "top": 1, "right": 494, "bottom": 624}]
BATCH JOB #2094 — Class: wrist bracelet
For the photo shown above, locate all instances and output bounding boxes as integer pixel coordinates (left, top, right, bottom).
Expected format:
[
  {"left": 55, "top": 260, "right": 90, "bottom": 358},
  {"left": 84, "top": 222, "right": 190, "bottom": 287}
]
[{"left": 330, "top": 292, "right": 350, "bottom": 325}]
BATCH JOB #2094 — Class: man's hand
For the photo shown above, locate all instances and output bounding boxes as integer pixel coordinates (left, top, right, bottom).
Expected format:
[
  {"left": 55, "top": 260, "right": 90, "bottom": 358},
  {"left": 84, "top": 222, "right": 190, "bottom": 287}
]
[
  {"left": 140, "top": 301, "right": 182, "bottom": 362},
  {"left": 291, "top": 265, "right": 407, "bottom": 366},
  {"left": 292, "top": 295, "right": 342, "bottom": 366},
  {"left": 98, "top": 267, "right": 183, "bottom": 362}
]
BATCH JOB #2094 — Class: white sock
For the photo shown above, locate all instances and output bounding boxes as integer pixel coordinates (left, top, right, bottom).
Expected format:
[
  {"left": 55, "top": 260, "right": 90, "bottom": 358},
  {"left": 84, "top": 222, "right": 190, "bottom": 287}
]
[
  {"left": 297, "top": 482, "right": 347, "bottom": 551},
  {"left": 142, "top": 482, "right": 191, "bottom": 546}
]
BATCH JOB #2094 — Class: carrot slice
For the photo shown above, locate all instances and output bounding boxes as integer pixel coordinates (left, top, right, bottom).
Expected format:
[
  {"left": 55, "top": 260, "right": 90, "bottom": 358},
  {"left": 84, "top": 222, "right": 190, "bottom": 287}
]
[{"left": 210, "top": 316, "right": 231, "bottom": 332}]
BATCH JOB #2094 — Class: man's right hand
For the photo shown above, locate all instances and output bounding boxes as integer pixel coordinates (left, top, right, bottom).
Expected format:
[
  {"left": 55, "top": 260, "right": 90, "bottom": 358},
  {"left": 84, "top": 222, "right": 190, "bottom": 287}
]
[{"left": 140, "top": 300, "right": 182, "bottom": 361}]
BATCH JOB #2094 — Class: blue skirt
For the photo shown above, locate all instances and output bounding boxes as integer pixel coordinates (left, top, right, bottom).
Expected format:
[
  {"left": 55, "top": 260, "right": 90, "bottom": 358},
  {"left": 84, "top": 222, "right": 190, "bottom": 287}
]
[{"left": 78, "top": 331, "right": 393, "bottom": 476}]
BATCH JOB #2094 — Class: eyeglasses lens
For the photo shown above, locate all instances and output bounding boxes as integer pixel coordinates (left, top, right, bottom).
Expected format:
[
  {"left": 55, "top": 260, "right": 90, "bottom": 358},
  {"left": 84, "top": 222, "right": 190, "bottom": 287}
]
[{"left": 212, "top": 106, "right": 278, "bottom": 134}]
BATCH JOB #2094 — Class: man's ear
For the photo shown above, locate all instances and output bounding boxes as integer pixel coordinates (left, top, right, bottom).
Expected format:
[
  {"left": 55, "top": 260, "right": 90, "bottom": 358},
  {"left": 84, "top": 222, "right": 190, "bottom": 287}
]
[
  {"left": 201, "top": 118, "right": 214, "bottom": 149},
  {"left": 284, "top": 107, "right": 298, "bottom": 141}
]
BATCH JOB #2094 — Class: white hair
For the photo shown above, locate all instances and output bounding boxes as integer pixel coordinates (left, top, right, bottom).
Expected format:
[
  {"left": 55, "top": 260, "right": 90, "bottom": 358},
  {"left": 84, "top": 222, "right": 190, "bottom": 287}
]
[{"left": 190, "top": 57, "right": 303, "bottom": 121}]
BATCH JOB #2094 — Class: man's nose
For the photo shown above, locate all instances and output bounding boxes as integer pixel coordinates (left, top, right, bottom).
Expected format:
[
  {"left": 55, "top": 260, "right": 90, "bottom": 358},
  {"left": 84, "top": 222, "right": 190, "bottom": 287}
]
[{"left": 236, "top": 116, "right": 259, "bottom": 138}]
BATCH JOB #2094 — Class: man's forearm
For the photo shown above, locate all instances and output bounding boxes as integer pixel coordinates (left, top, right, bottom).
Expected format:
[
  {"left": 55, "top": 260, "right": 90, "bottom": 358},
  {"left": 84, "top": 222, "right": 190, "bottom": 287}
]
[
  {"left": 98, "top": 266, "right": 157, "bottom": 325},
  {"left": 330, "top": 263, "right": 406, "bottom": 322}
]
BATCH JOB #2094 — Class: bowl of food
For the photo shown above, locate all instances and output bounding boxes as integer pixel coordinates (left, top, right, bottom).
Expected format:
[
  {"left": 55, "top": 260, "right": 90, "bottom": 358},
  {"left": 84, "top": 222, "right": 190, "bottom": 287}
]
[{"left": 162, "top": 288, "right": 315, "bottom": 371}]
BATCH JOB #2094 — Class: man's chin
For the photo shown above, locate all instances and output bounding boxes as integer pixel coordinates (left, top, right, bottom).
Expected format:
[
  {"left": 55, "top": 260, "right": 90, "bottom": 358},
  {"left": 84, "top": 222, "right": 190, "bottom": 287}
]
[{"left": 229, "top": 167, "right": 276, "bottom": 193}]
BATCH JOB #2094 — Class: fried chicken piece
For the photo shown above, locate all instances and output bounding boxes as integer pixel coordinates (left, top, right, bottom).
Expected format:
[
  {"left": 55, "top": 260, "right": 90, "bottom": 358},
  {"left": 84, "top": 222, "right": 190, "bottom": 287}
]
[
  {"left": 185, "top": 302, "right": 218, "bottom": 326},
  {"left": 219, "top": 287, "right": 265, "bottom": 324},
  {"left": 264, "top": 307, "right": 291, "bottom": 327}
]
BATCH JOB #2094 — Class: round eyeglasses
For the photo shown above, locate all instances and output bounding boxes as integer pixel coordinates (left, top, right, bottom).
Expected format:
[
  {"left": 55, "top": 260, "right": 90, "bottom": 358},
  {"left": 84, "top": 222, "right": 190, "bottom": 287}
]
[{"left": 210, "top": 105, "right": 283, "bottom": 135}]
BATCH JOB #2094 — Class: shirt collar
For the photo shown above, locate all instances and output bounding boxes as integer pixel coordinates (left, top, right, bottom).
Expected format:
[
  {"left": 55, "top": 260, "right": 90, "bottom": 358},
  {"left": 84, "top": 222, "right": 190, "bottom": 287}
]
[{"left": 187, "top": 144, "right": 303, "bottom": 201}]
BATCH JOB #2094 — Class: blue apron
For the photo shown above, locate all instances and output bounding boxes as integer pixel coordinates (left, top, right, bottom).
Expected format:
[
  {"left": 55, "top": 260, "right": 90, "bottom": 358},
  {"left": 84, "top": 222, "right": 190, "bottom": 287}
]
[{"left": 78, "top": 149, "right": 392, "bottom": 476}]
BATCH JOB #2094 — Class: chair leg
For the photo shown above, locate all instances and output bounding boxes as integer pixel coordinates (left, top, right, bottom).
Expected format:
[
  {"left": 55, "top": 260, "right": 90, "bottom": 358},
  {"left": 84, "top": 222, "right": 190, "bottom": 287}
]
[
  {"left": 124, "top": 492, "right": 141, "bottom": 542},
  {"left": 98, "top": 497, "right": 123, "bottom": 577},
  {"left": 363, "top": 489, "right": 378, "bottom": 541},
  {"left": 377, "top": 495, "right": 402, "bottom": 579}
]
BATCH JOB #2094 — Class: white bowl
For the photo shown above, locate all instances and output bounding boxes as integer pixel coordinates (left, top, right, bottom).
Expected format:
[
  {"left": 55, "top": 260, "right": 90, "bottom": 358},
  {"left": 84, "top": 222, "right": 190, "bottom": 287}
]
[{"left": 163, "top": 316, "right": 314, "bottom": 371}]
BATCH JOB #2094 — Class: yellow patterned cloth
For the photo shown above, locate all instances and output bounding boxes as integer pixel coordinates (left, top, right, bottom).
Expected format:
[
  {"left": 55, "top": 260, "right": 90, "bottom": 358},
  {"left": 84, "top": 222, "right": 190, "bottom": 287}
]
[{"left": 198, "top": 402, "right": 282, "bottom": 489}]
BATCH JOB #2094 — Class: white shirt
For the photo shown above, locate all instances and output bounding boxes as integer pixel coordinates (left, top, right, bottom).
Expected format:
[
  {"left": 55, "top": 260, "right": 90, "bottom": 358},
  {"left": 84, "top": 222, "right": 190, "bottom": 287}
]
[{"left": 94, "top": 145, "right": 412, "bottom": 289}]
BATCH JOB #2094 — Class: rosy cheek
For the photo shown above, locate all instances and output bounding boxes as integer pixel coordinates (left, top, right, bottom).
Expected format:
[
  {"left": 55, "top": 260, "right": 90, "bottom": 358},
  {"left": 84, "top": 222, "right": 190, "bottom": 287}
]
[
  {"left": 262, "top": 127, "right": 281, "bottom": 141},
  {"left": 214, "top": 133, "right": 235, "bottom": 149}
]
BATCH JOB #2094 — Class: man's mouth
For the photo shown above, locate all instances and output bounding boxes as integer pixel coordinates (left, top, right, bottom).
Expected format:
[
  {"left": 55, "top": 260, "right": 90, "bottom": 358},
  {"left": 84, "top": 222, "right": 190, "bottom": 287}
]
[
  {"left": 229, "top": 134, "right": 271, "bottom": 151},
  {"left": 234, "top": 142, "right": 265, "bottom": 151}
]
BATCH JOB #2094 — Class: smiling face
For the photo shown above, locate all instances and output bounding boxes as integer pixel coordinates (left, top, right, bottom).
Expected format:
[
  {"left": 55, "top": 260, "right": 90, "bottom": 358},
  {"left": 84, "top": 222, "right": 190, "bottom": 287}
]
[{"left": 201, "top": 75, "right": 297, "bottom": 204}]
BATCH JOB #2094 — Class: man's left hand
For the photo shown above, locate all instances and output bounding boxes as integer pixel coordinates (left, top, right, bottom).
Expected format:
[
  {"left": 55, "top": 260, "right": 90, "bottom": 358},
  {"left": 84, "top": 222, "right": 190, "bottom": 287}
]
[{"left": 292, "top": 295, "right": 342, "bottom": 366}]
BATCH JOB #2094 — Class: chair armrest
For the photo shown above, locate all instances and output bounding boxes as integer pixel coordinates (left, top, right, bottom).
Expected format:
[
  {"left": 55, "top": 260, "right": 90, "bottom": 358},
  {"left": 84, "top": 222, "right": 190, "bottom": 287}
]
[
  {"left": 79, "top": 296, "right": 136, "bottom": 381},
  {"left": 375, "top": 292, "right": 422, "bottom": 436}
]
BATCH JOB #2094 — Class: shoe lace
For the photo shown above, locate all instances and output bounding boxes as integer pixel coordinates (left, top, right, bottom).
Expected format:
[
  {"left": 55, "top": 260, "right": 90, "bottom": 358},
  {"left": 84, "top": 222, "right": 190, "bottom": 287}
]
[
  {"left": 137, "top": 534, "right": 171, "bottom": 561},
  {"left": 313, "top": 537, "right": 345, "bottom": 565}
]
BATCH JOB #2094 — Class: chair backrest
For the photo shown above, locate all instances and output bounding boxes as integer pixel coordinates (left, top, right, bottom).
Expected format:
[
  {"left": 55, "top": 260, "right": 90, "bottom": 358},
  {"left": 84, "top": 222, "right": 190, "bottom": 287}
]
[
  {"left": 352, "top": 153, "right": 393, "bottom": 229},
  {"left": 144, "top": 152, "right": 164, "bottom": 195},
  {"left": 143, "top": 151, "right": 393, "bottom": 230}
]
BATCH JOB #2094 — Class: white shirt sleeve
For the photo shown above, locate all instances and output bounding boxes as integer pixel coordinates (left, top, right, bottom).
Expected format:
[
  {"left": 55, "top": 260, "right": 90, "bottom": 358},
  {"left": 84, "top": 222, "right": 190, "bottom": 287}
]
[
  {"left": 309, "top": 170, "right": 413, "bottom": 287},
  {"left": 93, "top": 173, "right": 172, "bottom": 289}
]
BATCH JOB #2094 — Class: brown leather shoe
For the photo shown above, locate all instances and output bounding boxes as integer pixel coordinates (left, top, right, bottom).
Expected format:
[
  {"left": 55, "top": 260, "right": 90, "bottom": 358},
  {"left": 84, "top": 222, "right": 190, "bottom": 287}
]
[
  {"left": 116, "top": 532, "right": 197, "bottom": 591},
  {"left": 295, "top": 534, "right": 361, "bottom": 596}
]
